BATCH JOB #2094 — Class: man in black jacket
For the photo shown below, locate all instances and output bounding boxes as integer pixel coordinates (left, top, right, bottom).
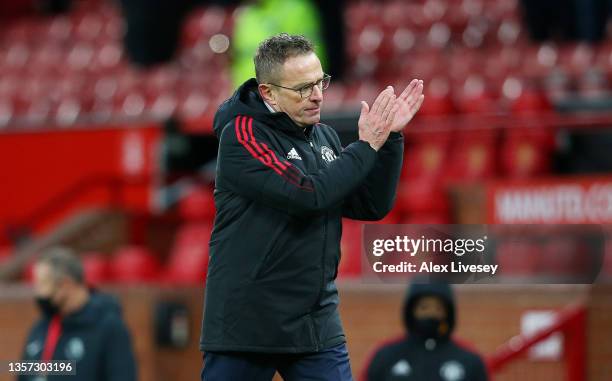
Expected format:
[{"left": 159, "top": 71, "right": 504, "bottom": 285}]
[
  {"left": 364, "top": 281, "right": 488, "bottom": 381},
  {"left": 200, "top": 33, "right": 424, "bottom": 380},
  {"left": 18, "top": 247, "right": 136, "bottom": 381}
]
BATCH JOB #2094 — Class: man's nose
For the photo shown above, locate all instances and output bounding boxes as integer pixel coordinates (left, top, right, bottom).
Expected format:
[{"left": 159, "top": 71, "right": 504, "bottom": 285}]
[{"left": 309, "top": 85, "right": 323, "bottom": 101}]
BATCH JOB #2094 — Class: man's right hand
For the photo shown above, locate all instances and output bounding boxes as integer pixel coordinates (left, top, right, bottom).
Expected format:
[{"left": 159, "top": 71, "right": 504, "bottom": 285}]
[{"left": 358, "top": 86, "right": 399, "bottom": 151}]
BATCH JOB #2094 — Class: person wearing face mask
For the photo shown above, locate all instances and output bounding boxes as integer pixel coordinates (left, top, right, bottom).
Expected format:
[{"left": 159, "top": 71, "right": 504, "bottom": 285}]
[
  {"left": 362, "top": 281, "right": 488, "bottom": 381},
  {"left": 17, "top": 247, "right": 136, "bottom": 381}
]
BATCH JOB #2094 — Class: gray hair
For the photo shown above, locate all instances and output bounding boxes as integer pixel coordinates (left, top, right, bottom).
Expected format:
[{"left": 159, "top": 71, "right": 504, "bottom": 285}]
[
  {"left": 37, "top": 247, "right": 84, "bottom": 284},
  {"left": 254, "top": 33, "right": 315, "bottom": 84}
]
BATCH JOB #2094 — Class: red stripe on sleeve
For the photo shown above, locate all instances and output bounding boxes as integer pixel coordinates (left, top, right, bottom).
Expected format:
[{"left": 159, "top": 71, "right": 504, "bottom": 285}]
[
  {"left": 234, "top": 116, "right": 314, "bottom": 191},
  {"left": 234, "top": 116, "right": 283, "bottom": 176}
]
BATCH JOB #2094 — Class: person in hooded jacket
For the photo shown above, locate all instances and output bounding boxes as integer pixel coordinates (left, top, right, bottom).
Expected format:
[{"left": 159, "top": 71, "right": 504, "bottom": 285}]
[
  {"left": 18, "top": 247, "right": 136, "bottom": 381},
  {"left": 200, "top": 33, "right": 424, "bottom": 381},
  {"left": 363, "top": 281, "right": 488, "bottom": 381}
]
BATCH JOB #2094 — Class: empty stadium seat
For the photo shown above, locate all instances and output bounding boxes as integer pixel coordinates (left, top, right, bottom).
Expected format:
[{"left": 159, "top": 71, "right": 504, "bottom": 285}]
[
  {"left": 179, "top": 187, "right": 216, "bottom": 221},
  {"left": 500, "top": 129, "right": 553, "bottom": 178},
  {"left": 444, "top": 129, "right": 498, "bottom": 181},
  {"left": 81, "top": 252, "right": 111, "bottom": 286},
  {"left": 418, "top": 77, "right": 455, "bottom": 115},
  {"left": 454, "top": 75, "right": 499, "bottom": 113},
  {"left": 559, "top": 43, "right": 595, "bottom": 76},
  {"left": 577, "top": 68, "right": 610, "bottom": 99},
  {"left": 162, "top": 223, "right": 212, "bottom": 285},
  {"left": 502, "top": 77, "right": 551, "bottom": 115},
  {"left": 338, "top": 219, "right": 362, "bottom": 278},
  {"left": 402, "top": 131, "right": 451, "bottom": 179},
  {"left": 22, "top": 260, "right": 35, "bottom": 283},
  {"left": 539, "top": 238, "right": 589, "bottom": 278},
  {"left": 110, "top": 246, "right": 160, "bottom": 283},
  {"left": 374, "top": 207, "right": 401, "bottom": 225},
  {"left": 399, "top": 212, "right": 451, "bottom": 224},
  {"left": 396, "top": 178, "right": 449, "bottom": 215},
  {"left": 496, "top": 239, "right": 540, "bottom": 277},
  {"left": 0, "top": 246, "right": 11, "bottom": 265},
  {"left": 0, "top": 0, "right": 576, "bottom": 125}
]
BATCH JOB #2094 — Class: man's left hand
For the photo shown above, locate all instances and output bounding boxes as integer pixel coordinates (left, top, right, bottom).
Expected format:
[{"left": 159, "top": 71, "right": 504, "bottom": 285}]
[{"left": 390, "top": 79, "right": 425, "bottom": 132}]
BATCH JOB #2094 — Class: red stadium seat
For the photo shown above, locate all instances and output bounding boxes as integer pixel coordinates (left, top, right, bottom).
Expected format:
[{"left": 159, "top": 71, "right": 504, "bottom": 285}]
[
  {"left": 0, "top": 247, "right": 11, "bottom": 266},
  {"left": 177, "top": 90, "right": 210, "bottom": 120},
  {"left": 338, "top": 219, "right": 363, "bottom": 279},
  {"left": 594, "top": 42, "right": 612, "bottom": 75},
  {"left": 444, "top": 129, "right": 498, "bottom": 181},
  {"left": 343, "top": 82, "right": 380, "bottom": 105},
  {"left": 539, "top": 238, "right": 590, "bottom": 278},
  {"left": 454, "top": 74, "right": 498, "bottom": 114},
  {"left": 496, "top": 239, "right": 540, "bottom": 277},
  {"left": 402, "top": 131, "right": 451, "bottom": 180},
  {"left": 356, "top": 25, "right": 385, "bottom": 57},
  {"left": 374, "top": 207, "right": 401, "bottom": 225},
  {"left": 399, "top": 212, "right": 451, "bottom": 225},
  {"left": 115, "top": 91, "right": 146, "bottom": 119},
  {"left": 149, "top": 92, "right": 178, "bottom": 120},
  {"left": 500, "top": 129, "right": 553, "bottom": 178},
  {"left": 66, "top": 43, "right": 95, "bottom": 73},
  {"left": 418, "top": 77, "right": 455, "bottom": 115},
  {"left": 512, "top": 89, "right": 551, "bottom": 114},
  {"left": 520, "top": 44, "right": 558, "bottom": 78},
  {"left": 23, "top": 259, "right": 36, "bottom": 283},
  {"left": 426, "top": 22, "right": 452, "bottom": 50},
  {"left": 24, "top": 99, "right": 53, "bottom": 125},
  {"left": 321, "top": 84, "right": 346, "bottom": 111},
  {"left": 0, "top": 99, "right": 14, "bottom": 127},
  {"left": 110, "top": 246, "right": 160, "bottom": 283},
  {"left": 163, "top": 223, "right": 212, "bottom": 285},
  {"left": 90, "top": 43, "right": 123, "bottom": 73},
  {"left": 502, "top": 77, "right": 551, "bottom": 115},
  {"left": 45, "top": 17, "right": 74, "bottom": 43},
  {"left": 396, "top": 178, "right": 449, "bottom": 215},
  {"left": 73, "top": 14, "right": 104, "bottom": 41},
  {"left": 391, "top": 28, "right": 417, "bottom": 57},
  {"left": 559, "top": 43, "right": 595, "bottom": 76},
  {"left": 4, "top": 43, "right": 31, "bottom": 73},
  {"left": 460, "top": 20, "right": 487, "bottom": 49},
  {"left": 82, "top": 252, "right": 111, "bottom": 286},
  {"left": 496, "top": 18, "right": 523, "bottom": 46},
  {"left": 576, "top": 68, "right": 610, "bottom": 99},
  {"left": 179, "top": 187, "right": 216, "bottom": 221},
  {"left": 544, "top": 68, "right": 573, "bottom": 102},
  {"left": 402, "top": 49, "right": 441, "bottom": 83}
]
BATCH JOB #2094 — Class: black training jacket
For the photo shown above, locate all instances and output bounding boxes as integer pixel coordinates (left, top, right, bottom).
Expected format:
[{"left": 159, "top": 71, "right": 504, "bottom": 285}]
[
  {"left": 18, "top": 292, "right": 136, "bottom": 381},
  {"left": 364, "top": 283, "right": 488, "bottom": 381},
  {"left": 200, "top": 78, "right": 404, "bottom": 353}
]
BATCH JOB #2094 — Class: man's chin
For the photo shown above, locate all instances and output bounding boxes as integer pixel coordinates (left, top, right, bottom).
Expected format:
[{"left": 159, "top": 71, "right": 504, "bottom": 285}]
[{"left": 303, "top": 114, "right": 321, "bottom": 125}]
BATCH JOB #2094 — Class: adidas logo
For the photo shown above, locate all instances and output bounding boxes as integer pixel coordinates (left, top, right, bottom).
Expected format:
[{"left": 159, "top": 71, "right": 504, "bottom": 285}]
[{"left": 287, "top": 148, "right": 302, "bottom": 160}]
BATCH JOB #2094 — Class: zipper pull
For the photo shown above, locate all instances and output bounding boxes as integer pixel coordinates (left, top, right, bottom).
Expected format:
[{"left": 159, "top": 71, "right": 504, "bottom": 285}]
[{"left": 309, "top": 141, "right": 314, "bottom": 147}]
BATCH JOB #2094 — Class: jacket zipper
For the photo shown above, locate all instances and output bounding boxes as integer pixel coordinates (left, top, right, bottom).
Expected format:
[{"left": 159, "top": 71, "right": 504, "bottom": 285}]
[{"left": 305, "top": 130, "right": 327, "bottom": 352}]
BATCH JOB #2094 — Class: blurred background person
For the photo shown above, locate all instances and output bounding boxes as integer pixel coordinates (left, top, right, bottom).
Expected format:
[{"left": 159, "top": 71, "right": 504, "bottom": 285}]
[
  {"left": 18, "top": 247, "right": 136, "bottom": 381},
  {"left": 363, "top": 281, "right": 488, "bottom": 381},
  {"left": 231, "top": 0, "right": 327, "bottom": 87}
]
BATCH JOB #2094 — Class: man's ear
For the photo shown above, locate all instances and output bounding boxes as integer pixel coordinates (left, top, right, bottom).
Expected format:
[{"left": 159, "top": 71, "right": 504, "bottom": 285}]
[{"left": 258, "top": 84, "right": 277, "bottom": 107}]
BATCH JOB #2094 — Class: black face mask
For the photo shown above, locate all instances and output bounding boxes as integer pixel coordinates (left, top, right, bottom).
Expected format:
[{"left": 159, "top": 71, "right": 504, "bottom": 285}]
[
  {"left": 412, "top": 317, "right": 448, "bottom": 339},
  {"left": 35, "top": 296, "right": 60, "bottom": 317}
]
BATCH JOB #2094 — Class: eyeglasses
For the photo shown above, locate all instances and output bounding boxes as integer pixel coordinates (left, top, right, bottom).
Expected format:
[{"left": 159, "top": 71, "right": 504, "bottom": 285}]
[{"left": 268, "top": 74, "right": 331, "bottom": 99}]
